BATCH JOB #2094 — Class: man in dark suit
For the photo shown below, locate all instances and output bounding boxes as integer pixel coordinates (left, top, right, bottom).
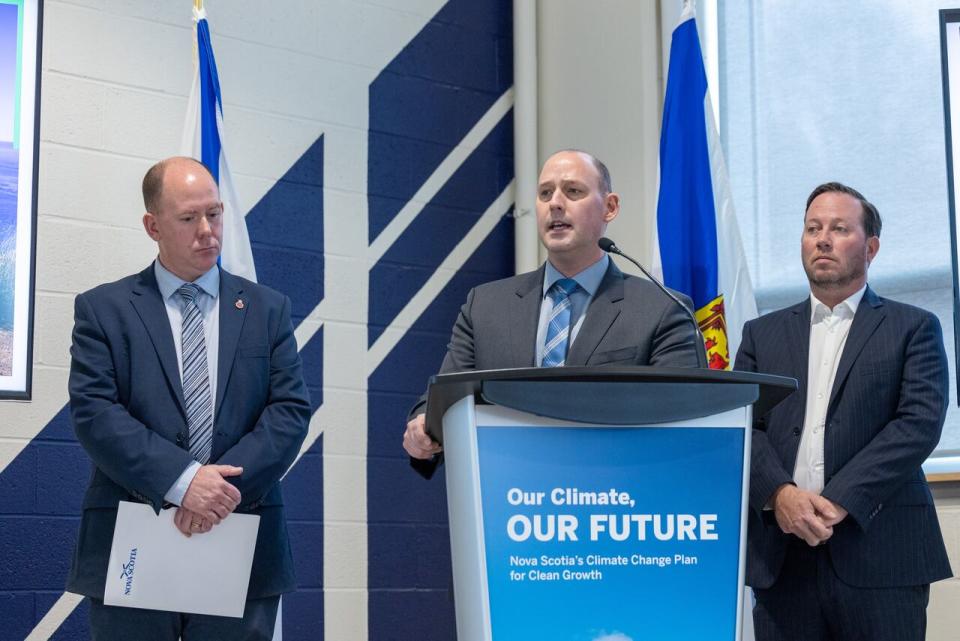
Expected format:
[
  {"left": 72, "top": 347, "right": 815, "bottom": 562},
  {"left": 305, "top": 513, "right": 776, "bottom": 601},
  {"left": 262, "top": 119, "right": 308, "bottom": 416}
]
[
  {"left": 735, "top": 182, "right": 951, "bottom": 641},
  {"left": 67, "top": 157, "right": 311, "bottom": 640},
  {"left": 404, "top": 150, "right": 705, "bottom": 475}
]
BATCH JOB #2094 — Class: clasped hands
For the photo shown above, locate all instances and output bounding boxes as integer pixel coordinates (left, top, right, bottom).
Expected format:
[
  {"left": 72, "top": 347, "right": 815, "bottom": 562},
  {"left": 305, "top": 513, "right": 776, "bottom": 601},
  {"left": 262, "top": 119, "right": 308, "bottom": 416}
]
[
  {"left": 173, "top": 464, "right": 244, "bottom": 537},
  {"left": 772, "top": 483, "right": 848, "bottom": 546}
]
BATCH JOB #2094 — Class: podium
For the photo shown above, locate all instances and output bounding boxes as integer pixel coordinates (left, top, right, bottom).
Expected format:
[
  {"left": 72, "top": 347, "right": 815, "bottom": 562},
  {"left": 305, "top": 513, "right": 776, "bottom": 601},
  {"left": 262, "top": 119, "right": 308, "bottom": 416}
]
[{"left": 425, "top": 367, "right": 796, "bottom": 641}]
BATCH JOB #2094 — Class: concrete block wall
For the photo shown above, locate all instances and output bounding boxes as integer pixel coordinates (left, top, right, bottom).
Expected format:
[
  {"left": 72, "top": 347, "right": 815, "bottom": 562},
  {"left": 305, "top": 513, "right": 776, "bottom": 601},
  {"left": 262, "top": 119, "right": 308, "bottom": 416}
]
[{"left": 0, "top": 1, "right": 514, "bottom": 639}]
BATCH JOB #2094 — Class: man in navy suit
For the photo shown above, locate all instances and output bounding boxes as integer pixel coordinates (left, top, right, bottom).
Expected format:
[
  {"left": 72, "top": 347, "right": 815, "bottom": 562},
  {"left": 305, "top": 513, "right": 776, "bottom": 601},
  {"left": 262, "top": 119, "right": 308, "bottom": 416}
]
[
  {"left": 736, "top": 182, "right": 951, "bottom": 641},
  {"left": 67, "top": 157, "right": 310, "bottom": 640}
]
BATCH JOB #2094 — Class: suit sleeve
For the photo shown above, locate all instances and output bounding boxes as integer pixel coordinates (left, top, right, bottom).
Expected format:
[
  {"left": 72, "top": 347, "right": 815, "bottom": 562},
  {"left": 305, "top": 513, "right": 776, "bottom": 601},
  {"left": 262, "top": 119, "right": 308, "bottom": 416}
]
[
  {"left": 406, "top": 287, "right": 479, "bottom": 478},
  {"left": 435, "top": 286, "right": 479, "bottom": 376},
  {"left": 69, "top": 293, "right": 195, "bottom": 513},
  {"left": 734, "top": 320, "right": 795, "bottom": 512},
  {"left": 821, "top": 312, "right": 948, "bottom": 529},
  {"left": 214, "top": 295, "right": 311, "bottom": 505},
  {"left": 649, "top": 291, "right": 707, "bottom": 368}
]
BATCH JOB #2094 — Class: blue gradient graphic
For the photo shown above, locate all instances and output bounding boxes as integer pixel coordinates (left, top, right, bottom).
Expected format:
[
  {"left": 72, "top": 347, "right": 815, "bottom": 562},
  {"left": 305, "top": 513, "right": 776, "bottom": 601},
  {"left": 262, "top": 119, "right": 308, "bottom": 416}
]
[
  {"left": 0, "top": 3, "right": 18, "bottom": 335},
  {"left": 0, "top": 3, "right": 18, "bottom": 144},
  {"left": 0, "top": 142, "right": 17, "bottom": 333}
]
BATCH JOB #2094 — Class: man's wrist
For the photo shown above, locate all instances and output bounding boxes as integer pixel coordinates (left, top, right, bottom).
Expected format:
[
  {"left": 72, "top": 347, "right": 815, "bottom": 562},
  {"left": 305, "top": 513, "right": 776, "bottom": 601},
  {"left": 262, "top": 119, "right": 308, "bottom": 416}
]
[
  {"left": 164, "top": 460, "right": 202, "bottom": 506},
  {"left": 767, "top": 482, "right": 795, "bottom": 510}
]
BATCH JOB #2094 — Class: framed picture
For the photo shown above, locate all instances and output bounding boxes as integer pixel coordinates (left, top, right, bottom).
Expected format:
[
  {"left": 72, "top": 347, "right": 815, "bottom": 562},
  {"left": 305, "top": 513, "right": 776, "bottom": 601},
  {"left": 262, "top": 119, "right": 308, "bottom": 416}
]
[{"left": 0, "top": 0, "right": 40, "bottom": 399}]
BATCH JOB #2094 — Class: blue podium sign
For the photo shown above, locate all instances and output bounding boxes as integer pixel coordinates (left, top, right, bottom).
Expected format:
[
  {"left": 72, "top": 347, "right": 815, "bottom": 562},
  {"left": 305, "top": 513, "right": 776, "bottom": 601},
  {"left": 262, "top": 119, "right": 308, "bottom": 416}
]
[
  {"left": 472, "top": 406, "right": 748, "bottom": 641},
  {"left": 433, "top": 369, "right": 792, "bottom": 641}
]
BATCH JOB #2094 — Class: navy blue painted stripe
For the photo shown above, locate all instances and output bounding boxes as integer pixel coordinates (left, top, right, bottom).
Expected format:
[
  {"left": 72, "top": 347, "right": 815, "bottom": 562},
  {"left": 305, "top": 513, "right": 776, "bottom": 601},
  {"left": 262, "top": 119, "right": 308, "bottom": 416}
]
[
  {"left": 281, "top": 439, "right": 324, "bottom": 639},
  {"left": 47, "top": 597, "right": 89, "bottom": 641},
  {"left": 367, "top": 110, "right": 514, "bottom": 347},
  {"left": 0, "top": 409, "right": 86, "bottom": 637},
  {"left": 367, "top": 0, "right": 513, "bottom": 244},
  {"left": 366, "top": 217, "right": 513, "bottom": 639},
  {"left": 366, "top": 3, "right": 513, "bottom": 636},
  {"left": 246, "top": 135, "right": 324, "bottom": 323},
  {"left": 299, "top": 325, "right": 323, "bottom": 413}
]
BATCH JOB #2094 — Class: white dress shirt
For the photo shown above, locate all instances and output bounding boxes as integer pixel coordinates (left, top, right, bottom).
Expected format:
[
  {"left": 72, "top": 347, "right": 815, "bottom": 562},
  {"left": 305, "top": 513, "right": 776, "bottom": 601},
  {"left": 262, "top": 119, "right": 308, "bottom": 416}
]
[{"left": 794, "top": 284, "right": 866, "bottom": 493}]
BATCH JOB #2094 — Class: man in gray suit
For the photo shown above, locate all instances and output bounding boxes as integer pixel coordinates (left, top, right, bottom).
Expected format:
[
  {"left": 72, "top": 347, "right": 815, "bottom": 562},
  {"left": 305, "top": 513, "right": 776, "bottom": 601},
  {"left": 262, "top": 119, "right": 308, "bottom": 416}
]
[{"left": 403, "top": 150, "right": 705, "bottom": 475}]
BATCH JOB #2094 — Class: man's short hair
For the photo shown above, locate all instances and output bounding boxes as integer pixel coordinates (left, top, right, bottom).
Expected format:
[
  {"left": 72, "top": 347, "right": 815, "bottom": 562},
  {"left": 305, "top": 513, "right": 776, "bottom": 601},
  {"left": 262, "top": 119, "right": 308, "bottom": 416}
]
[
  {"left": 142, "top": 157, "right": 215, "bottom": 213},
  {"left": 805, "top": 181, "right": 882, "bottom": 238},
  {"left": 558, "top": 149, "right": 613, "bottom": 195}
]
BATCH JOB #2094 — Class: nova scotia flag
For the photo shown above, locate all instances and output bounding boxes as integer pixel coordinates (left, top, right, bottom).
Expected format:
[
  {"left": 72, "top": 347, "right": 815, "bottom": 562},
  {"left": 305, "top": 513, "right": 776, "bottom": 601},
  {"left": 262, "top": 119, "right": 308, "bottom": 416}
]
[
  {"left": 655, "top": 1, "right": 756, "bottom": 371},
  {"left": 181, "top": 5, "right": 257, "bottom": 282}
]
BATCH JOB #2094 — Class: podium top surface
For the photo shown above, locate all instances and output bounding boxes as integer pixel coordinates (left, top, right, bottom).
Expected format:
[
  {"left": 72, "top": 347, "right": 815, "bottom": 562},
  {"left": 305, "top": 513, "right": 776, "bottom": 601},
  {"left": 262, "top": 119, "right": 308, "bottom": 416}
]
[{"left": 424, "top": 366, "right": 797, "bottom": 442}]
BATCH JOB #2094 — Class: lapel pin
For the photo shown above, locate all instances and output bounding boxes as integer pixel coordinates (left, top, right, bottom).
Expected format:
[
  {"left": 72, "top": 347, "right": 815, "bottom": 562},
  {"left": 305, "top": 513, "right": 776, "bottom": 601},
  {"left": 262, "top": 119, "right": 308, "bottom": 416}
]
[{"left": 235, "top": 298, "right": 244, "bottom": 310}]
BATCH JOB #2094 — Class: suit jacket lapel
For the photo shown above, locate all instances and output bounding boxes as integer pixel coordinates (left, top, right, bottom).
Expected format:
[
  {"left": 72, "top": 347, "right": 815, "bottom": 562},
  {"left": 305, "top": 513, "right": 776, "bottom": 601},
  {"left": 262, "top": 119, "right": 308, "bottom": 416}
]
[
  {"left": 788, "top": 299, "right": 812, "bottom": 400},
  {"left": 504, "top": 267, "right": 544, "bottom": 368},
  {"left": 566, "top": 262, "right": 623, "bottom": 366},
  {"left": 130, "top": 265, "right": 186, "bottom": 417},
  {"left": 216, "top": 270, "right": 248, "bottom": 421},
  {"left": 828, "top": 286, "right": 884, "bottom": 411}
]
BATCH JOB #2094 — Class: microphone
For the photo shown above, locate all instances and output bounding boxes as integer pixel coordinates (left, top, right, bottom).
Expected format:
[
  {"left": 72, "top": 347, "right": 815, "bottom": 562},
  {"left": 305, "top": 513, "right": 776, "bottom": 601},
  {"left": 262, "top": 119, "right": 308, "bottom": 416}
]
[{"left": 598, "top": 237, "right": 707, "bottom": 367}]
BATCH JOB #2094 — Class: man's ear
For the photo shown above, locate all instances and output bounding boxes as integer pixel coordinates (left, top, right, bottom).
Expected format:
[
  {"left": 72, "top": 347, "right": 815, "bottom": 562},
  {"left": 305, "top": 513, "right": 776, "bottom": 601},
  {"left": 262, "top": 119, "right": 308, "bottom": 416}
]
[
  {"left": 604, "top": 192, "right": 620, "bottom": 224},
  {"left": 142, "top": 212, "right": 160, "bottom": 241},
  {"left": 866, "top": 236, "right": 879, "bottom": 266}
]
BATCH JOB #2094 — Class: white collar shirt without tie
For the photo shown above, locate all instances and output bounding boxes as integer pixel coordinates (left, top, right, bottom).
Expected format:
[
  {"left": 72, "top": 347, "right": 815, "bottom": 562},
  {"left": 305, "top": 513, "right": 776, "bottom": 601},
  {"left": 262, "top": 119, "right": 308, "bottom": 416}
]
[{"left": 795, "top": 284, "right": 866, "bottom": 494}]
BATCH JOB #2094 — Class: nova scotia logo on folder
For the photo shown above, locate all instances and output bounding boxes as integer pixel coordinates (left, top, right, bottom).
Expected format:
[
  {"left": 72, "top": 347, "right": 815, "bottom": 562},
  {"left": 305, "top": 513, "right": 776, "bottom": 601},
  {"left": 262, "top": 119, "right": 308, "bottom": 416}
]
[
  {"left": 104, "top": 501, "right": 260, "bottom": 617},
  {"left": 120, "top": 548, "right": 138, "bottom": 595}
]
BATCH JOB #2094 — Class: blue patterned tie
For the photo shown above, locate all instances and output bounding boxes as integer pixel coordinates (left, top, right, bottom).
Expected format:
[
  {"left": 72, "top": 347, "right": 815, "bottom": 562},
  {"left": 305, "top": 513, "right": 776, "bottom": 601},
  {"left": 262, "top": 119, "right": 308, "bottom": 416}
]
[
  {"left": 541, "top": 278, "right": 579, "bottom": 367},
  {"left": 178, "top": 283, "right": 213, "bottom": 464}
]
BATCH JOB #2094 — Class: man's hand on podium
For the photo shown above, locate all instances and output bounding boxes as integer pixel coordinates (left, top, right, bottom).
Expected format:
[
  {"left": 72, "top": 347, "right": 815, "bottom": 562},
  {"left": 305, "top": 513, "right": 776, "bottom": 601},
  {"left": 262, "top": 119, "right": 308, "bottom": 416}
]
[{"left": 404, "top": 414, "right": 442, "bottom": 460}]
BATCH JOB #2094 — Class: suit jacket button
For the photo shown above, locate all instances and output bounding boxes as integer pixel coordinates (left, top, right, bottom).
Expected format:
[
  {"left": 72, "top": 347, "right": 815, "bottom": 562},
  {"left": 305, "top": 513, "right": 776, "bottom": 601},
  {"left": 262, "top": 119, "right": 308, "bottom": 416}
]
[{"left": 792, "top": 427, "right": 801, "bottom": 436}]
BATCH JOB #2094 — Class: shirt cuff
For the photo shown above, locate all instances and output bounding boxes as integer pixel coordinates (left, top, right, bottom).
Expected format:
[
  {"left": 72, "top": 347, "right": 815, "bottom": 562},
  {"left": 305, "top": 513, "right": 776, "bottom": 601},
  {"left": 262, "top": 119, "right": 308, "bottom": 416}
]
[{"left": 164, "top": 461, "right": 202, "bottom": 506}]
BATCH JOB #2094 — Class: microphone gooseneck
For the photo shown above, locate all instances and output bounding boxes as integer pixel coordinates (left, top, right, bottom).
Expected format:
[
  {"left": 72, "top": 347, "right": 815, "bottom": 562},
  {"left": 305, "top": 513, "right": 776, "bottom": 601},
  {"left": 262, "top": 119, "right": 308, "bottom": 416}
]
[{"left": 597, "top": 237, "right": 707, "bottom": 368}]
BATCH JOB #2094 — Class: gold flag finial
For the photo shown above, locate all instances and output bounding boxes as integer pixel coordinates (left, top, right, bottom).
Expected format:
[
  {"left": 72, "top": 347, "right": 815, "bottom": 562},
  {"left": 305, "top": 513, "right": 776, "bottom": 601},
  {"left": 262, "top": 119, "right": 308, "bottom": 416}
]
[{"left": 194, "top": 0, "right": 203, "bottom": 11}]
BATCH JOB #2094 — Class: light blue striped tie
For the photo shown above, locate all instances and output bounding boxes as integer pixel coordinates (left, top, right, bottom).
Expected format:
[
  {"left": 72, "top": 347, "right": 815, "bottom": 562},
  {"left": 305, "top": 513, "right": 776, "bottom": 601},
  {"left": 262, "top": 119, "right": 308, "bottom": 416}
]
[
  {"left": 178, "top": 283, "right": 213, "bottom": 464},
  {"left": 541, "top": 278, "right": 579, "bottom": 367}
]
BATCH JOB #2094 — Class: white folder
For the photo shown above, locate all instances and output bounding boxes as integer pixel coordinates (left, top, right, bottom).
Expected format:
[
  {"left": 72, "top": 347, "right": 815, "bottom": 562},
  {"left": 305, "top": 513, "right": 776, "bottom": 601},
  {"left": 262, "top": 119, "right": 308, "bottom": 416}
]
[{"left": 103, "top": 501, "right": 260, "bottom": 618}]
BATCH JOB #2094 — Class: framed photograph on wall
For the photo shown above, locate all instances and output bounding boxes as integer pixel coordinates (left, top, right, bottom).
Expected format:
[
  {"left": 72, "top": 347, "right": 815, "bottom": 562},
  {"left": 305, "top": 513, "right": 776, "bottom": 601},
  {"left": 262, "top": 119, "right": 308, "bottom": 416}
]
[{"left": 0, "top": 0, "right": 40, "bottom": 399}]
